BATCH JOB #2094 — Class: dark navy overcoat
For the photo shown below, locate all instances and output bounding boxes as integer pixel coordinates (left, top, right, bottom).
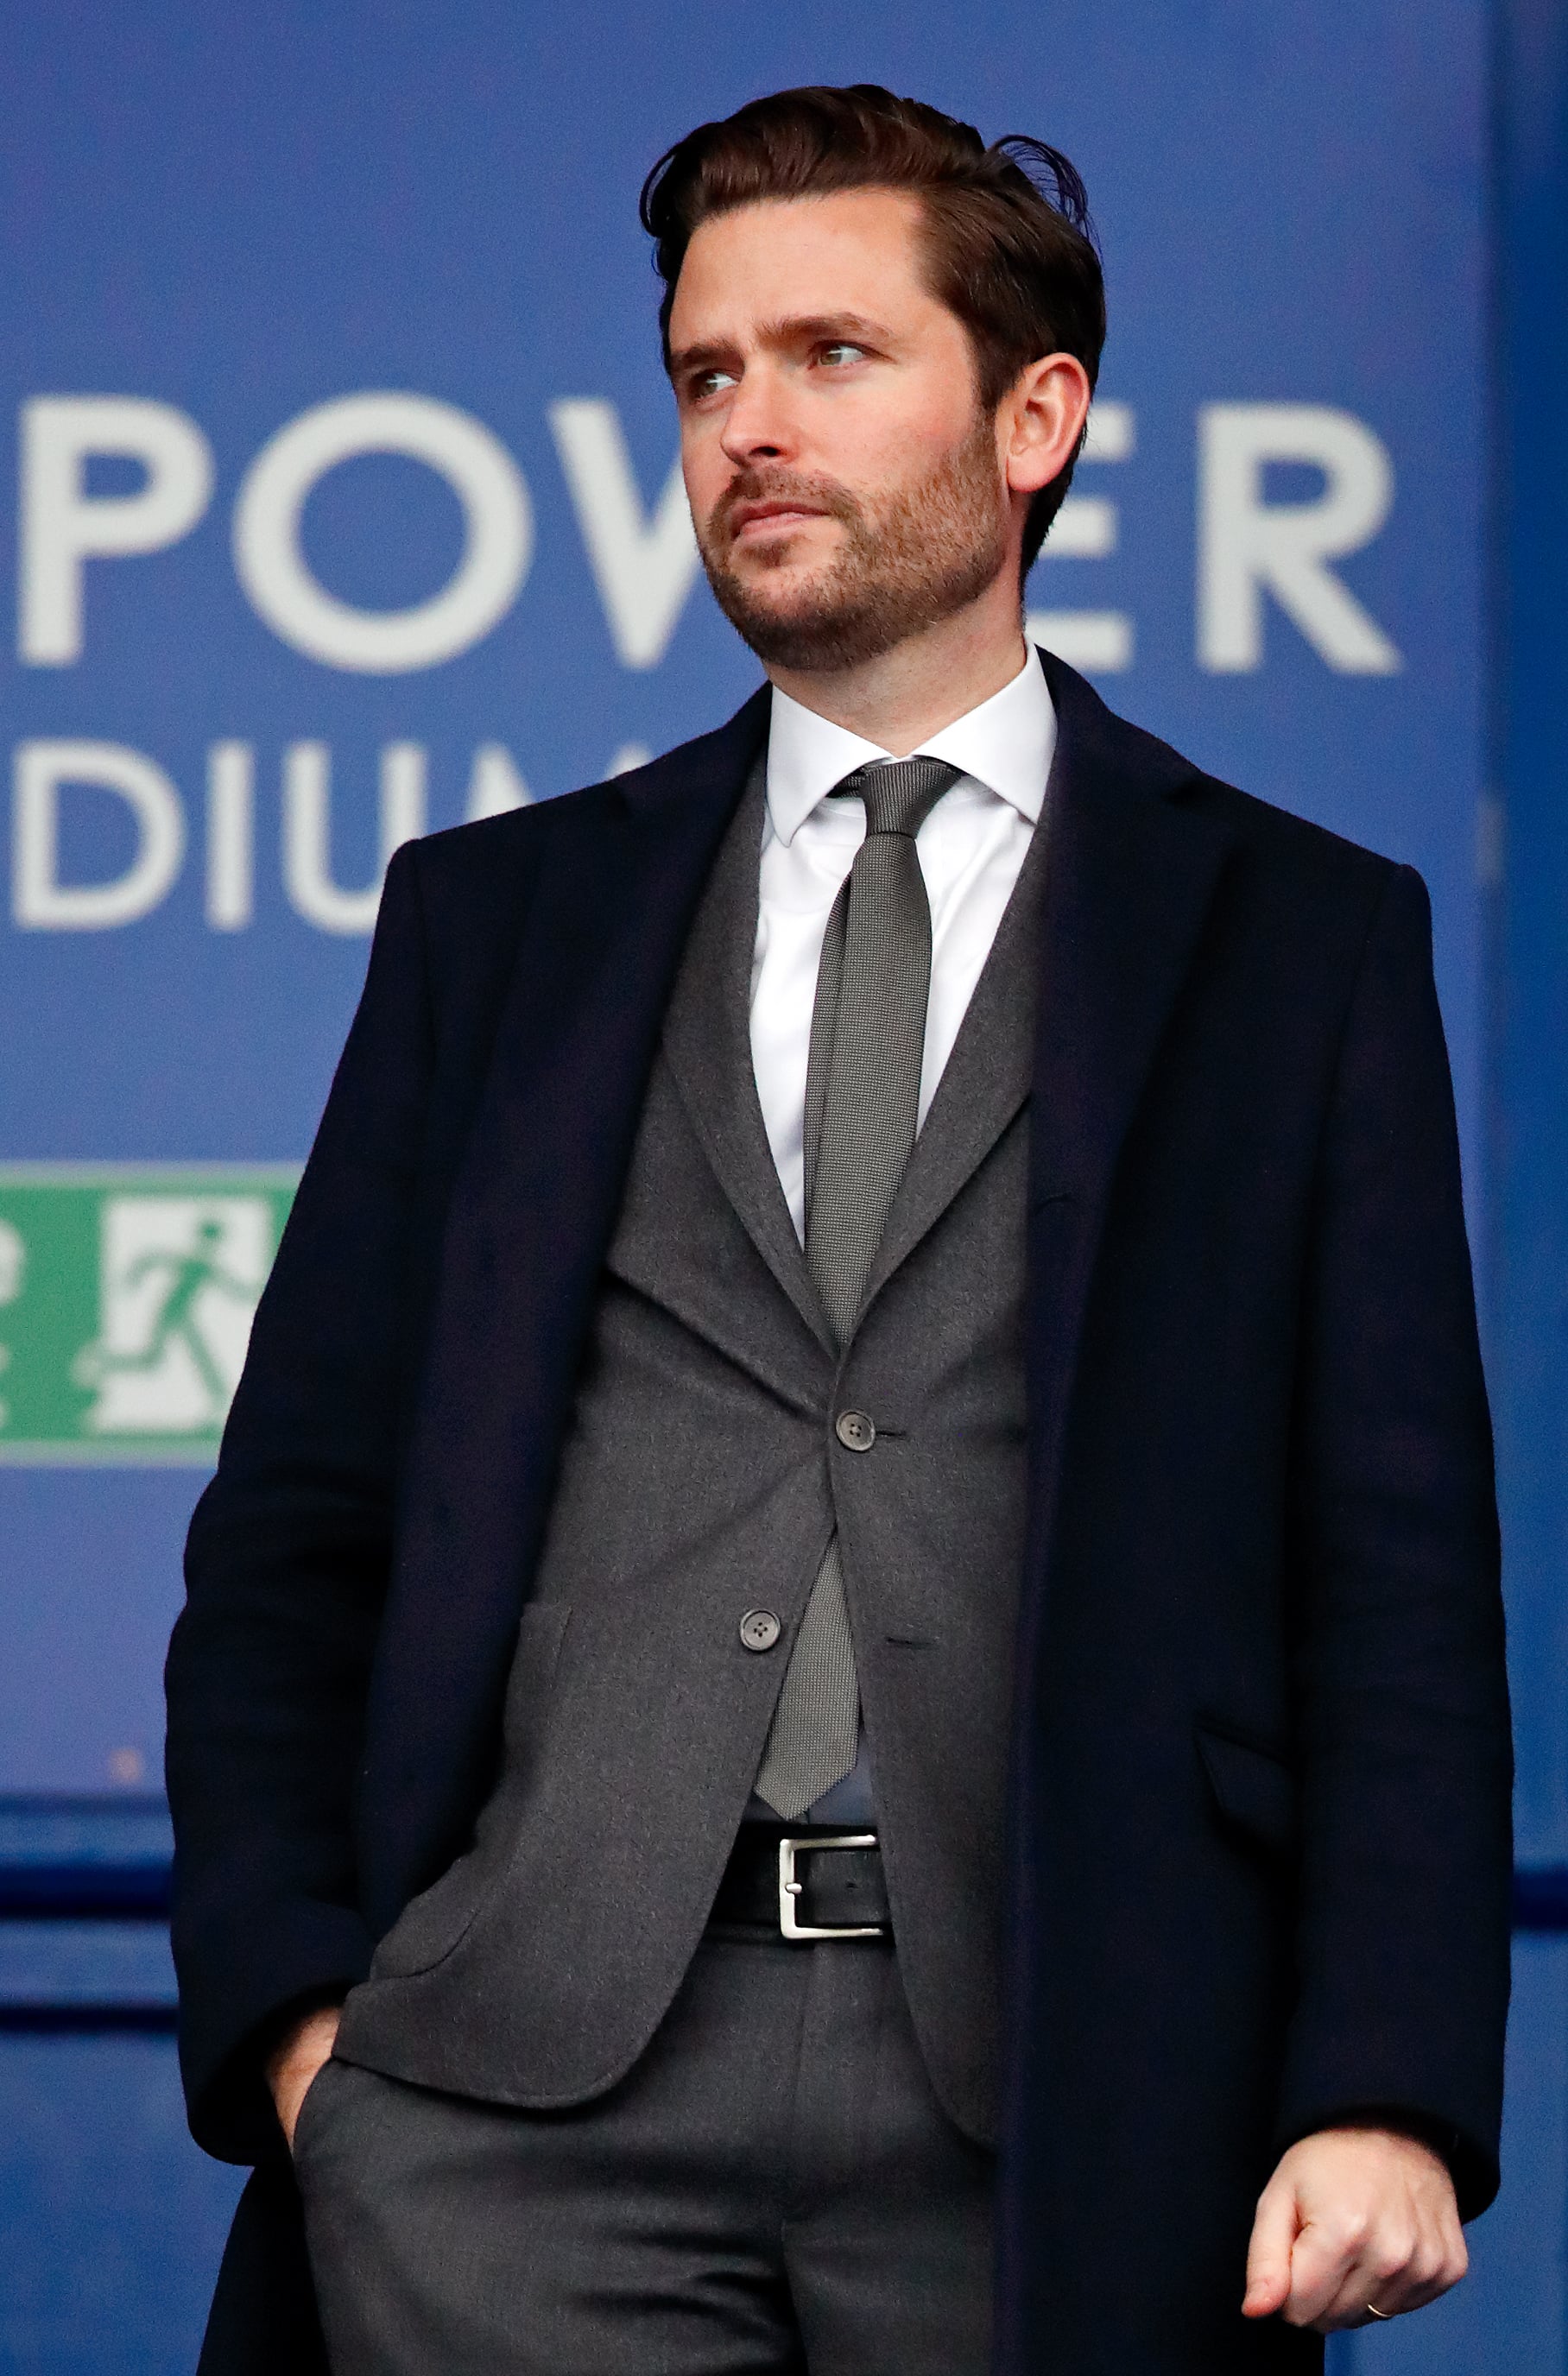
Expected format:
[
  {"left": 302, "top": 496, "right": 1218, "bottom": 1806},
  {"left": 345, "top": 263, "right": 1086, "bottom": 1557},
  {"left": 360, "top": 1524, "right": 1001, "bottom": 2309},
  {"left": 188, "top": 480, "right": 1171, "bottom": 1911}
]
[{"left": 167, "top": 654, "right": 1512, "bottom": 2373}]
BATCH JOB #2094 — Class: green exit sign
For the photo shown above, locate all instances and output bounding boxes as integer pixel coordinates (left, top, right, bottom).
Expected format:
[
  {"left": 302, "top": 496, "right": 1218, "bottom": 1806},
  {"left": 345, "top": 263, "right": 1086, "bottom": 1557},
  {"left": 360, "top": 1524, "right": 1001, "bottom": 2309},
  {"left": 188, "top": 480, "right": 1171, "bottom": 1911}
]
[{"left": 0, "top": 1166, "right": 299, "bottom": 1464}]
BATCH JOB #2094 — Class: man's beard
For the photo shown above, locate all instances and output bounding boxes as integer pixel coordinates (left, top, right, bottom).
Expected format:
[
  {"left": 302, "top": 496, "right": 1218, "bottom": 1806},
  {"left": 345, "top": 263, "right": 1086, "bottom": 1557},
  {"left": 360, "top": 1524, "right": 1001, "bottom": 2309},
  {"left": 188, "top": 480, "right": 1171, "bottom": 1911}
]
[{"left": 697, "top": 414, "right": 1010, "bottom": 673}]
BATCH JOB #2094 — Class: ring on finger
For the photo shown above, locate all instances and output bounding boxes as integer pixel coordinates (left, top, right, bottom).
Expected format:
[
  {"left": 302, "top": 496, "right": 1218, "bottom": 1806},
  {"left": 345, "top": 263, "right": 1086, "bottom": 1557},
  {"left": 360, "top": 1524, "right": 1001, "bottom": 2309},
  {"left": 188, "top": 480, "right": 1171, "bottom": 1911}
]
[{"left": 1364, "top": 2303, "right": 1393, "bottom": 2322}]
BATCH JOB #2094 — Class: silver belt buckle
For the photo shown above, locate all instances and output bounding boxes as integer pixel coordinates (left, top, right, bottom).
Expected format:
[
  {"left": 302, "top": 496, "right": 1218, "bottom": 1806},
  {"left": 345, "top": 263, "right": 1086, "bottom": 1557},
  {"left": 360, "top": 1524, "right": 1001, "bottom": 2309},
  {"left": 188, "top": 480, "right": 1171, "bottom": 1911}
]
[{"left": 777, "top": 1832, "right": 887, "bottom": 1940}]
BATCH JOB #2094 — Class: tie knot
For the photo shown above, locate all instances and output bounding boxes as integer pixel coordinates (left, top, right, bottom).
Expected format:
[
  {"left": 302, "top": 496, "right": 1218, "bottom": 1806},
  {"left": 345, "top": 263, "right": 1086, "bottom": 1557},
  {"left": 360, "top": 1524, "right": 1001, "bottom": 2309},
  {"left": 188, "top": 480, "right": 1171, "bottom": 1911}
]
[{"left": 834, "top": 755, "right": 961, "bottom": 839}]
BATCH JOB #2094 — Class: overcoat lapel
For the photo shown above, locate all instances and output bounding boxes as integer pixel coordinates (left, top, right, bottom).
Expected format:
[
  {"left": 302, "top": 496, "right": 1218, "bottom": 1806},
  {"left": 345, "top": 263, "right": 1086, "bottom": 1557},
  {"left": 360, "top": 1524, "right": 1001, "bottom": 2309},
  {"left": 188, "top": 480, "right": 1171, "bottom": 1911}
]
[
  {"left": 361, "top": 690, "right": 768, "bottom": 1920},
  {"left": 1020, "top": 654, "right": 1237, "bottom": 1580}
]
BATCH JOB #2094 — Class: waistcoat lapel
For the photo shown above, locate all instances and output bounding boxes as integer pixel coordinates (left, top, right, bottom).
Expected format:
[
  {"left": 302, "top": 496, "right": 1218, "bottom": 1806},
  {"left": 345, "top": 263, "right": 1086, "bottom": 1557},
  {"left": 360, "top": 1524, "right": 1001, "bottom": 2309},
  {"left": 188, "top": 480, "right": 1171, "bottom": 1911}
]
[
  {"left": 860, "top": 789, "right": 1052, "bottom": 1312},
  {"left": 659, "top": 758, "right": 832, "bottom": 1353}
]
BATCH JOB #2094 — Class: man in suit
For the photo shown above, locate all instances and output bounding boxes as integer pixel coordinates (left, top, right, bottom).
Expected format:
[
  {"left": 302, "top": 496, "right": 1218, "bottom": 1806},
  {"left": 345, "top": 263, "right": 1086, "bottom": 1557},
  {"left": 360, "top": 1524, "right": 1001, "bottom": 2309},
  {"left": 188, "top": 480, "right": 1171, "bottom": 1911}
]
[{"left": 166, "top": 85, "right": 1512, "bottom": 2375}]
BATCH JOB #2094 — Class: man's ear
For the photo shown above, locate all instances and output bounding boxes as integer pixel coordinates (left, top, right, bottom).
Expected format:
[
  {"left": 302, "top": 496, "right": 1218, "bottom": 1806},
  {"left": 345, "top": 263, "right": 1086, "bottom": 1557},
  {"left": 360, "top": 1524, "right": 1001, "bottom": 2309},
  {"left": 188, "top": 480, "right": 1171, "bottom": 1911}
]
[{"left": 1003, "top": 353, "right": 1092, "bottom": 498}]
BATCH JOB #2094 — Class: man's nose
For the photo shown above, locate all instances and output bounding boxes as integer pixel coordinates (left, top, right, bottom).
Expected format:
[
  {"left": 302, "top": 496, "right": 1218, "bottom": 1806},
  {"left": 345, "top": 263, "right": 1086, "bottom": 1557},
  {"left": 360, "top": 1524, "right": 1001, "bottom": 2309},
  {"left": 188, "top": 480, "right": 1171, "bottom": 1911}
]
[{"left": 718, "top": 367, "right": 797, "bottom": 467}]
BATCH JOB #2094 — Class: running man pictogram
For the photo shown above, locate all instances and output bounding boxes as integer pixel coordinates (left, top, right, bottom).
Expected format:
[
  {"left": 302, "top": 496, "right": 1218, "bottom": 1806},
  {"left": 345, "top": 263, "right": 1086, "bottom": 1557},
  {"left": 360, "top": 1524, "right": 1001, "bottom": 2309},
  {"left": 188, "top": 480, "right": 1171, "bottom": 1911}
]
[{"left": 74, "top": 1210, "right": 262, "bottom": 1427}]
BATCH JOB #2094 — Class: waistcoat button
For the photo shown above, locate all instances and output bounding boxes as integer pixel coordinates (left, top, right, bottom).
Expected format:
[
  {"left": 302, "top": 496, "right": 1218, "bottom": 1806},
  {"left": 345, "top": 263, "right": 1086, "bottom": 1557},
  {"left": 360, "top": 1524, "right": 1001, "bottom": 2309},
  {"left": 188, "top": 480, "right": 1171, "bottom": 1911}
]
[
  {"left": 739, "top": 1608, "right": 781, "bottom": 1652},
  {"left": 835, "top": 1409, "right": 876, "bottom": 1452}
]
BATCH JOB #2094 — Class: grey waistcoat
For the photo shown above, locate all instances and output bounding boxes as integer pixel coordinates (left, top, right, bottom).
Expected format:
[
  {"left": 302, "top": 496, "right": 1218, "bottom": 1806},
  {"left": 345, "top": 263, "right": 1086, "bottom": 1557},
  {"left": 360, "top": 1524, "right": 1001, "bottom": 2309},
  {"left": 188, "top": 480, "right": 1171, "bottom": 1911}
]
[{"left": 336, "top": 765, "right": 1046, "bottom": 2147}]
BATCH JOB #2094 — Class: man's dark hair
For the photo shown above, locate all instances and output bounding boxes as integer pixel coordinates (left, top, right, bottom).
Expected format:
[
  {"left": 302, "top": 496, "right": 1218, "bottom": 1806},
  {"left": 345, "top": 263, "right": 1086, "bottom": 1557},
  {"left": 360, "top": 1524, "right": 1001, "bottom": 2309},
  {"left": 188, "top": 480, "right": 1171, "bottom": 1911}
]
[{"left": 640, "top": 84, "right": 1106, "bottom": 570}]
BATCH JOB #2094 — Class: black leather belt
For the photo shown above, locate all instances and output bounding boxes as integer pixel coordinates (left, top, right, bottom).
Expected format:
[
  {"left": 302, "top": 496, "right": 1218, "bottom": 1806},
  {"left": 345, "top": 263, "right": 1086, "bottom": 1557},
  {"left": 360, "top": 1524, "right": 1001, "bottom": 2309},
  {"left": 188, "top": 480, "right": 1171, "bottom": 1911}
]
[{"left": 711, "top": 1826, "right": 892, "bottom": 1940}]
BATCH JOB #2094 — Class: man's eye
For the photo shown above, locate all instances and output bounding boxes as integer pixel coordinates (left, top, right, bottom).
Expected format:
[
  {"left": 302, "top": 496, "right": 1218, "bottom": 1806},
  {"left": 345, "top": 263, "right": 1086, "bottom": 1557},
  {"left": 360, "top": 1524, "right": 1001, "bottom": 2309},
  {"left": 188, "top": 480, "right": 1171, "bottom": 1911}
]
[
  {"left": 692, "top": 370, "right": 737, "bottom": 399},
  {"left": 819, "top": 343, "right": 866, "bottom": 369}
]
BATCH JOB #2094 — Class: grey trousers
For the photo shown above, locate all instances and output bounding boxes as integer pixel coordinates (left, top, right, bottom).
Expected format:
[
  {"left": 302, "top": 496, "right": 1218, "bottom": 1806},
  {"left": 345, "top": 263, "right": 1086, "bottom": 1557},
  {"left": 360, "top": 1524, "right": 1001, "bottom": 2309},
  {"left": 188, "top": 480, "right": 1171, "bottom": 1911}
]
[{"left": 294, "top": 1933, "right": 995, "bottom": 2374}]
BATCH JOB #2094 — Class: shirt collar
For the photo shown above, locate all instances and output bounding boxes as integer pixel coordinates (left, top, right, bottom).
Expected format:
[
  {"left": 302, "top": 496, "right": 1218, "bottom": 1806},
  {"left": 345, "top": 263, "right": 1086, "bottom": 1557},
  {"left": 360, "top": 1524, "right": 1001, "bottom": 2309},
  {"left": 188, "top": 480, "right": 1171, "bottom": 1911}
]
[{"left": 765, "top": 648, "right": 1055, "bottom": 848}]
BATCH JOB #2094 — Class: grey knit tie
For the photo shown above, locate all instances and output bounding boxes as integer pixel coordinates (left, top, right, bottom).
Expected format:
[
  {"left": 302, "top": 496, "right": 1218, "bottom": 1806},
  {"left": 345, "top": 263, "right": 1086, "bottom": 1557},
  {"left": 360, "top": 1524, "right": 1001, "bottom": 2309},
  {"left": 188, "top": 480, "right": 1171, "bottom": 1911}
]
[{"left": 755, "top": 755, "right": 961, "bottom": 1820}]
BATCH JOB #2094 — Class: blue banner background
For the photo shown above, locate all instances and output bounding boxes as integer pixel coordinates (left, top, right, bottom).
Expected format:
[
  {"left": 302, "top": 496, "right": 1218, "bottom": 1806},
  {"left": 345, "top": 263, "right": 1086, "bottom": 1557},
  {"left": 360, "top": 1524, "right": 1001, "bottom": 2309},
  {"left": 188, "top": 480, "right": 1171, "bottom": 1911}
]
[
  {"left": 0, "top": 0, "right": 1491, "bottom": 1818},
  {"left": 16, "top": 12, "right": 1568, "bottom": 2376}
]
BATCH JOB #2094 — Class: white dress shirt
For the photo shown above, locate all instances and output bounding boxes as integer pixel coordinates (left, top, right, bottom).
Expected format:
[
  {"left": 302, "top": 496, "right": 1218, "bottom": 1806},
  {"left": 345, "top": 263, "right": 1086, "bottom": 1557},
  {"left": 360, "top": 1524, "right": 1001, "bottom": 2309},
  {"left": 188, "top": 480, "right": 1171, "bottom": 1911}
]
[{"left": 751, "top": 651, "right": 1056, "bottom": 1241}]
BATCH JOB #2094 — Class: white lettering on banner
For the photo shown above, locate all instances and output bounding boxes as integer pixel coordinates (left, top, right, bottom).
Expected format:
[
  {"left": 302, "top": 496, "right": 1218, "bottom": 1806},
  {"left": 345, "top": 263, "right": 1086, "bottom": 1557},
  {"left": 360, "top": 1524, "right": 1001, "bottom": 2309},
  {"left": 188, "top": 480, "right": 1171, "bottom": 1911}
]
[
  {"left": 548, "top": 399, "right": 701, "bottom": 670},
  {"left": 281, "top": 740, "right": 427, "bottom": 932},
  {"left": 8, "top": 739, "right": 643, "bottom": 932},
  {"left": 1197, "top": 404, "right": 1401, "bottom": 673},
  {"left": 1045, "top": 500, "right": 1116, "bottom": 559},
  {"left": 1027, "top": 611, "right": 1135, "bottom": 673},
  {"left": 1027, "top": 401, "right": 1135, "bottom": 673},
  {"left": 1048, "top": 398, "right": 1135, "bottom": 557},
  {"left": 608, "top": 743, "right": 653, "bottom": 775},
  {"left": 13, "top": 391, "right": 1407, "bottom": 681},
  {"left": 465, "top": 743, "right": 533, "bottom": 819},
  {"left": 1080, "top": 401, "right": 1135, "bottom": 463},
  {"left": 233, "top": 395, "right": 533, "bottom": 673},
  {"left": 13, "top": 740, "right": 187, "bottom": 928},
  {"left": 205, "top": 742, "right": 254, "bottom": 931},
  {"left": 18, "top": 398, "right": 214, "bottom": 665}
]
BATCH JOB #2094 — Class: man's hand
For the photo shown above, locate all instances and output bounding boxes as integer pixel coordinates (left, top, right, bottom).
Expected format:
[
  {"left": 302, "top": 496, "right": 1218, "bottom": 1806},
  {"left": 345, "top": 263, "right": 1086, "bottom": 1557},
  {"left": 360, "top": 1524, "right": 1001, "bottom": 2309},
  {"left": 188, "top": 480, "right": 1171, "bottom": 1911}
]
[
  {"left": 1242, "top": 2127, "right": 1468, "bottom": 2331},
  {"left": 265, "top": 2004, "right": 342, "bottom": 2152}
]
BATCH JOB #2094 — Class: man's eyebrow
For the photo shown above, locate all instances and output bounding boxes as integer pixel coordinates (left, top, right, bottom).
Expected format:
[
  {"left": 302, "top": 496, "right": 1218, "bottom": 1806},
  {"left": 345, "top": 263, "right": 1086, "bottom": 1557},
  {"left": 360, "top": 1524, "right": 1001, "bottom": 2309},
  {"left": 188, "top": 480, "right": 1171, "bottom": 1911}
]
[
  {"left": 668, "top": 313, "right": 896, "bottom": 376},
  {"left": 667, "top": 338, "right": 736, "bottom": 378},
  {"left": 759, "top": 312, "right": 895, "bottom": 346}
]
